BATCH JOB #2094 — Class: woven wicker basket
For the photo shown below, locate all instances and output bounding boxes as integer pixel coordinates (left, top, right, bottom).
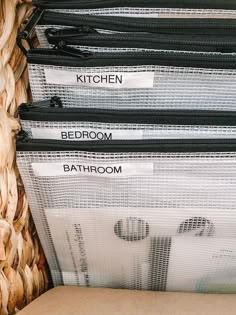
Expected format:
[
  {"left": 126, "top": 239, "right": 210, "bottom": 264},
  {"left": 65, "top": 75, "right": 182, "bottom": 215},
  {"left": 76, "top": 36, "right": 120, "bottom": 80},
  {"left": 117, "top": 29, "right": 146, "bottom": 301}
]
[{"left": 0, "top": 1, "right": 49, "bottom": 313}]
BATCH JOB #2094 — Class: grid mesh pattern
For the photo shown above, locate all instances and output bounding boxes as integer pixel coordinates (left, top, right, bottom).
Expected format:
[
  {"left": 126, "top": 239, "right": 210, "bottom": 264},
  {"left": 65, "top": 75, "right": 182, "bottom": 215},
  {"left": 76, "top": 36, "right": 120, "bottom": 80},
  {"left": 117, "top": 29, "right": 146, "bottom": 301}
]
[
  {"left": 21, "top": 119, "right": 236, "bottom": 140},
  {"left": 29, "top": 63, "right": 236, "bottom": 110},
  {"left": 49, "top": 8, "right": 236, "bottom": 18},
  {"left": 17, "top": 150, "right": 236, "bottom": 292}
]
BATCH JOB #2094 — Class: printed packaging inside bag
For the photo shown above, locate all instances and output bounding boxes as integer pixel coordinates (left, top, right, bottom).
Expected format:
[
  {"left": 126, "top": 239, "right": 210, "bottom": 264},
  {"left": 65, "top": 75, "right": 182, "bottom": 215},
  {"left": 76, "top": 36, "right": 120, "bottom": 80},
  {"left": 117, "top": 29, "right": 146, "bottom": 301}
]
[
  {"left": 18, "top": 98, "right": 236, "bottom": 141},
  {"left": 16, "top": 139, "right": 236, "bottom": 292},
  {"left": 27, "top": 49, "right": 236, "bottom": 111},
  {"left": 32, "top": 0, "right": 236, "bottom": 19}
]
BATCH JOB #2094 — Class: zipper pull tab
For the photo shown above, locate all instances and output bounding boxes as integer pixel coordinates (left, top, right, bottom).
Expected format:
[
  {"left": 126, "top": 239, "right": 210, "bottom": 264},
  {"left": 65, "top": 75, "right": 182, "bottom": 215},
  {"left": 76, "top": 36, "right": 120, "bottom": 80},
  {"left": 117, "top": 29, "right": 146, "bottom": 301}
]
[
  {"left": 50, "top": 96, "right": 63, "bottom": 108},
  {"left": 45, "top": 26, "right": 97, "bottom": 42},
  {"left": 54, "top": 41, "right": 93, "bottom": 59},
  {"left": 17, "top": 8, "right": 44, "bottom": 55},
  {"left": 19, "top": 97, "right": 63, "bottom": 111}
]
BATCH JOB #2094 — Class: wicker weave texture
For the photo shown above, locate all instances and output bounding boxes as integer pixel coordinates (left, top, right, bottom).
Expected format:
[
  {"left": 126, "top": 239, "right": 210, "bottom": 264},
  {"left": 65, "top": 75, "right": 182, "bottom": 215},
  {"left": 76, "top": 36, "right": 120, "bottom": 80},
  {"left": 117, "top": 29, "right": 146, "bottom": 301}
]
[{"left": 0, "top": 1, "right": 49, "bottom": 314}]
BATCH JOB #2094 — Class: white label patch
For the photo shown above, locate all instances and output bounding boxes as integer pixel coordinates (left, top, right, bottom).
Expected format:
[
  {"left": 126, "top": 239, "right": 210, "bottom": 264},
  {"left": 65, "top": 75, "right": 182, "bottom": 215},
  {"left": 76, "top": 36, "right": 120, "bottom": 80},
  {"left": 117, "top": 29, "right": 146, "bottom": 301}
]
[
  {"left": 31, "top": 128, "right": 143, "bottom": 141},
  {"left": 44, "top": 69, "right": 155, "bottom": 89},
  {"left": 32, "top": 162, "right": 154, "bottom": 177}
]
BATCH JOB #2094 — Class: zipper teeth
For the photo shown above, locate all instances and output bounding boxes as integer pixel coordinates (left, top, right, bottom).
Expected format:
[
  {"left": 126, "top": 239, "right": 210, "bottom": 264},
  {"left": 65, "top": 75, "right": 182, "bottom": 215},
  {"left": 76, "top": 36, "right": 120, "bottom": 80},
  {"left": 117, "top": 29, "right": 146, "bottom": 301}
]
[
  {"left": 16, "top": 138, "right": 236, "bottom": 154},
  {"left": 20, "top": 139, "right": 236, "bottom": 144},
  {"left": 26, "top": 50, "right": 236, "bottom": 70},
  {"left": 28, "top": 49, "right": 236, "bottom": 61},
  {"left": 18, "top": 106, "right": 236, "bottom": 118},
  {"left": 19, "top": 106, "right": 236, "bottom": 126},
  {"left": 52, "top": 33, "right": 236, "bottom": 47}
]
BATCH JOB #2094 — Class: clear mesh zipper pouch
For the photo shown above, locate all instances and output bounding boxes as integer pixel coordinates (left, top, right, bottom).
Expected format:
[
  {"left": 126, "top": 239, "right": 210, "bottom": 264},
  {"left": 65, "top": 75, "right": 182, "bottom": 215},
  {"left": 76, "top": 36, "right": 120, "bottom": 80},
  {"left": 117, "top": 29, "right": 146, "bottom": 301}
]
[
  {"left": 17, "top": 147, "right": 236, "bottom": 293},
  {"left": 28, "top": 62, "right": 236, "bottom": 111},
  {"left": 21, "top": 119, "right": 236, "bottom": 141}
]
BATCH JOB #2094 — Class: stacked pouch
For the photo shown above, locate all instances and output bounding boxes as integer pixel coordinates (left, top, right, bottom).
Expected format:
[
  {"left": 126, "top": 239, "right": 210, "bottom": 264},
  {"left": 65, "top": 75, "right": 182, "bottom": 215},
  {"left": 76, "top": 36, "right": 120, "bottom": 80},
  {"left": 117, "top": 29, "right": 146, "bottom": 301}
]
[
  {"left": 16, "top": 137, "right": 236, "bottom": 292},
  {"left": 16, "top": 0, "right": 236, "bottom": 293},
  {"left": 30, "top": 0, "right": 236, "bottom": 48},
  {"left": 18, "top": 98, "right": 236, "bottom": 141},
  {"left": 17, "top": 3, "right": 236, "bottom": 111},
  {"left": 26, "top": 49, "right": 236, "bottom": 111},
  {"left": 32, "top": 0, "right": 236, "bottom": 18},
  {"left": 27, "top": 11, "right": 236, "bottom": 50}
]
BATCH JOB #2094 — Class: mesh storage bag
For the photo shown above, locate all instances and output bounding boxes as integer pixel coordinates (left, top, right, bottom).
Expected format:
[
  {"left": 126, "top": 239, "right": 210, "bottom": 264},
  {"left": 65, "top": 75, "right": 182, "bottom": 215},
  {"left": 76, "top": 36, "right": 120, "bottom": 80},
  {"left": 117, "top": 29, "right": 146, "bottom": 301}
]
[
  {"left": 27, "top": 50, "right": 236, "bottom": 111},
  {"left": 18, "top": 100, "right": 236, "bottom": 141},
  {"left": 16, "top": 139, "right": 236, "bottom": 293},
  {"left": 19, "top": 9, "right": 236, "bottom": 51},
  {"left": 31, "top": 12, "right": 236, "bottom": 50},
  {"left": 33, "top": 0, "right": 236, "bottom": 19},
  {"left": 38, "top": 8, "right": 236, "bottom": 18},
  {"left": 21, "top": 120, "right": 236, "bottom": 141},
  {"left": 36, "top": 25, "right": 236, "bottom": 53}
]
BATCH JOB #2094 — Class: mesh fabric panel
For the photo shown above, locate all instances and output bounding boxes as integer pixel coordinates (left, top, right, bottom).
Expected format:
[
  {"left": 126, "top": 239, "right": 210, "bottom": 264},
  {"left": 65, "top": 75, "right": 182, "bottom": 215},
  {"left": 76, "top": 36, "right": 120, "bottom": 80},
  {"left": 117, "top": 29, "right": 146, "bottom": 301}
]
[
  {"left": 21, "top": 119, "right": 236, "bottom": 140},
  {"left": 29, "top": 63, "right": 236, "bottom": 110},
  {"left": 49, "top": 8, "right": 236, "bottom": 18},
  {"left": 17, "top": 150, "right": 236, "bottom": 292}
]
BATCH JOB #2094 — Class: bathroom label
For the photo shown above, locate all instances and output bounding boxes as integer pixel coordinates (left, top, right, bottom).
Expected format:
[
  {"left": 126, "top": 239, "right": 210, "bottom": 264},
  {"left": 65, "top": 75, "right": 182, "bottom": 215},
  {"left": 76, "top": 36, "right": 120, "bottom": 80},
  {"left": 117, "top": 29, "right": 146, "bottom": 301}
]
[
  {"left": 44, "top": 69, "right": 155, "bottom": 89},
  {"left": 31, "top": 128, "right": 143, "bottom": 141},
  {"left": 32, "top": 162, "right": 154, "bottom": 177}
]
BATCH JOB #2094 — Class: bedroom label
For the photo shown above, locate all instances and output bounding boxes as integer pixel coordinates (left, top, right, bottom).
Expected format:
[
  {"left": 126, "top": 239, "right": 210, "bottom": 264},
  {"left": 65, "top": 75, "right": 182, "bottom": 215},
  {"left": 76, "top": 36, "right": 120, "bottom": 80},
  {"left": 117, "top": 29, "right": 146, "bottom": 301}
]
[
  {"left": 32, "top": 162, "right": 154, "bottom": 177},
  {"left": 31, "top": 128, "right": 143, "bottom": 141},
  {"left": 44, "top": 69, "right": 155, "bottom": 89}
]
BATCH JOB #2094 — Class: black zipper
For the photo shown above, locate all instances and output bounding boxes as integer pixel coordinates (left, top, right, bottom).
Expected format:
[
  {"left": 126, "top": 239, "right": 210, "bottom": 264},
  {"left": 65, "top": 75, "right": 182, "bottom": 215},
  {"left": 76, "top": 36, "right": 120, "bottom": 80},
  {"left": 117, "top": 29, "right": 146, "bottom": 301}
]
[
  {"left": 18, "top": 98, "right": 236, "bottom": 126},
  {"left": 46, "top": 27, "right": 236, "bottom": 53},
  {"left": 18, "top": 9, "right": 236, "bottom": 54},
  {"left": 39, "top": 11, "right": 236, "bottom": 35},
  {"left": 26, "top": 47, "right": 236, "bottom": 69},
  {"left": 16, "top": 138, "right": 236, "bottom": 153},
  {"left": 32, "top": 0, "right": 236, "bottom": 10}
]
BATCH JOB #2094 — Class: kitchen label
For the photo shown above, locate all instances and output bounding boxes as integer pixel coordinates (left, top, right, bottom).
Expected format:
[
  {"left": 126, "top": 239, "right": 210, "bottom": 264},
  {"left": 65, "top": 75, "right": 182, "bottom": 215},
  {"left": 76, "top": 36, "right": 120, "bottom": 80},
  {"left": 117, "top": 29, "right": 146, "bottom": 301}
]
[{"left": 44, "top": 69, "right": 155, "bottom": 89}]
